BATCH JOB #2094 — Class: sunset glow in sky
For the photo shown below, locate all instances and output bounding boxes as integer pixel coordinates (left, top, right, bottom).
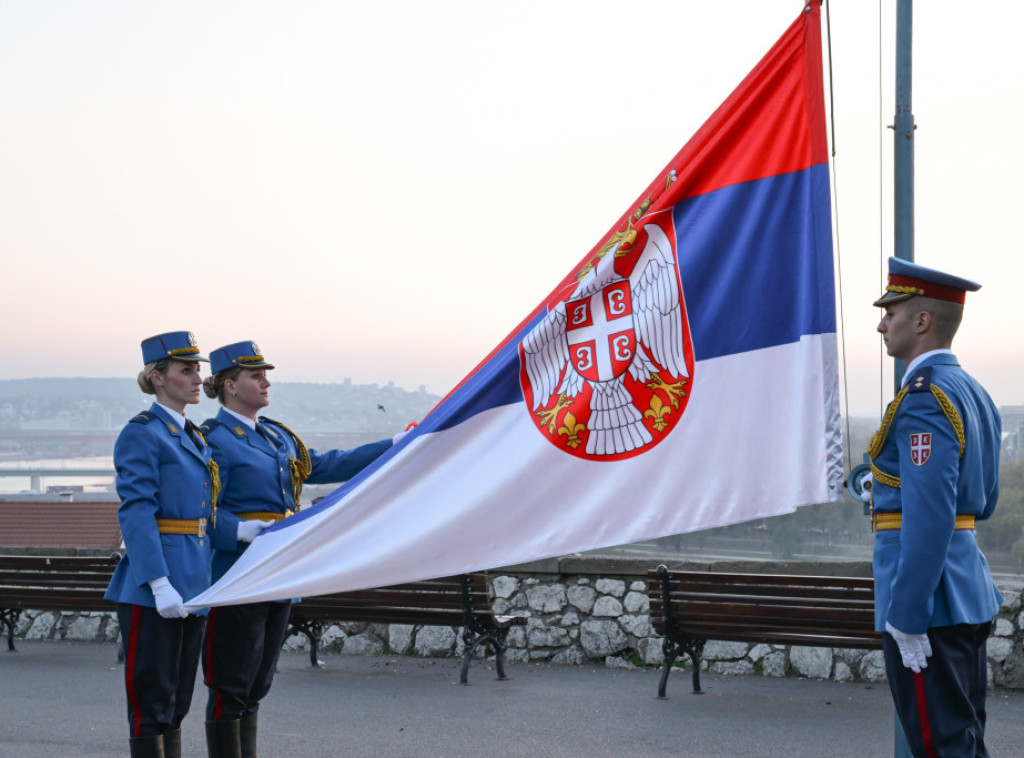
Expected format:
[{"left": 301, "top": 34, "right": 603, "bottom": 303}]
[{"left": 2, "top": 1, "right": 1022, "bottom": 417}]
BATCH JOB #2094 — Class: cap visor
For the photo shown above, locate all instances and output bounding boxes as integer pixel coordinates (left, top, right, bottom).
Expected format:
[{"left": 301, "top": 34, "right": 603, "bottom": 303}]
[{"left": 873, "top": 291, "right": 914, "bottom": 307}]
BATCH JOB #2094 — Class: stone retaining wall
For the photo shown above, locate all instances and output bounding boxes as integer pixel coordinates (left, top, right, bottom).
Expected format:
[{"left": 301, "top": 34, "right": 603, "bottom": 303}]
[{"left": 11, "top": 554, "right": 1024, "bottom": 688}]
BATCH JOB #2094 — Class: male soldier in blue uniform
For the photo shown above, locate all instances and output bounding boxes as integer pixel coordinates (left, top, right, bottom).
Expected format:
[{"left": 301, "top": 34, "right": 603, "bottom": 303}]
[{"left": 870, "top": 258, "right": 1002, "bottom": 757}]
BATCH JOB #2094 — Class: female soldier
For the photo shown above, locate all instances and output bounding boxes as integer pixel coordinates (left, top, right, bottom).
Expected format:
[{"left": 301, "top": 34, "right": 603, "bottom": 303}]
[
  {"left": 105, "top": 331, "right": 218, "bottom": 758},
  {"left": 199, "top": 341, "right": 395, "bottom": 758}
]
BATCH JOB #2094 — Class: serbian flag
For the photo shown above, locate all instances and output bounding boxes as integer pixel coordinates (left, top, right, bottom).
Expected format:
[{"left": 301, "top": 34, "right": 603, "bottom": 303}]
[{"left": 187, "top": 3, "right": 839, "bottom": 609}]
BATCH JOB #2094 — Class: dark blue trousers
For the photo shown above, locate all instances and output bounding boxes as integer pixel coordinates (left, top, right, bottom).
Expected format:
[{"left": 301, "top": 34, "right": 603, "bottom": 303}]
[
  {"left": 203, "top": 601, "right": 291, "bottom": 721},
  {"left": 117, "top": 604, "right": 205, "bottom": 738},
  {"left": 884, "top": 621, "right": 992, "bottom": 758}
]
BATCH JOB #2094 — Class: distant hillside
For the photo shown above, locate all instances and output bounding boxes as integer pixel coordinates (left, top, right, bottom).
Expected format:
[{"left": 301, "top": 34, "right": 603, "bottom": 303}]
[{"left": 0, "top": 377, "right": 441, "bottom": 436}]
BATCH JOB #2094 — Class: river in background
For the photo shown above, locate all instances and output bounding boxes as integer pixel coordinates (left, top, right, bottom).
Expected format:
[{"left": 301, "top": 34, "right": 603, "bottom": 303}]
[{"left": 0, "top": 456, "right": 115, "bottom": 494}]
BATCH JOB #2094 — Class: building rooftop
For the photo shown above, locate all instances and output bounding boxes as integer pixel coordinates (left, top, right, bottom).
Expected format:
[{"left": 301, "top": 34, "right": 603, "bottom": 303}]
[{"left": 0, "top": 497, "right": 121, "bottom": 552}]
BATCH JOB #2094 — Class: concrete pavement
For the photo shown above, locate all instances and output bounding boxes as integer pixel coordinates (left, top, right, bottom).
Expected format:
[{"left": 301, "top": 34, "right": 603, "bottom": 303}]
[{"left": 3, "top": 640, "right": 1023, "bottom": 756}]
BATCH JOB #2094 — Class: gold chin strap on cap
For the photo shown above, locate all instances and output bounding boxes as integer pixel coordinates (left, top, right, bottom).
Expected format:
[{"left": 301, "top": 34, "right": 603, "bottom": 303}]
[{"left": 885, "top": 284, "right": 925, "bottom": 297}]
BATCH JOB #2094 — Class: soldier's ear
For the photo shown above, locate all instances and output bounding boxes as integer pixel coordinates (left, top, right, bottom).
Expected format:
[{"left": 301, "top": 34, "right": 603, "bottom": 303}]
[{"left": 914, "top": 310, "right": 932, "bottom": 333}]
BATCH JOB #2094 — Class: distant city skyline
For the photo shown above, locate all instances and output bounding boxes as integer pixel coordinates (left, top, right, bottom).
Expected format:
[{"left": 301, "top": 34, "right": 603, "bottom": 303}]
[{"left": 3, "top": 2, "right": 1023, "bottom": 417}]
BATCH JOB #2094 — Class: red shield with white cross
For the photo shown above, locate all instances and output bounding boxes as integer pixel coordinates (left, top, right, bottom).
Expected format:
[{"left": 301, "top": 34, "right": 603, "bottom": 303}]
[
  {"left": 565, "top": 281, "right": 635, "bottom": 383},
  {"left": 909, "top": 432, "right": 931, "bottom": 466}
]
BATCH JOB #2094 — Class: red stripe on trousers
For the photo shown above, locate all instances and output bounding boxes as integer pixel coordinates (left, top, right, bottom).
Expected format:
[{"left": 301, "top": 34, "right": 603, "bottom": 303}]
[
  {"left": 914, "top": 670, "right": 937, "bottom": 757},
  {"left": 124, "top": 605, "right": 143, "bottom": 738},
  {"left": 204, "top": 607, "right": 225, "bottom": 720}
]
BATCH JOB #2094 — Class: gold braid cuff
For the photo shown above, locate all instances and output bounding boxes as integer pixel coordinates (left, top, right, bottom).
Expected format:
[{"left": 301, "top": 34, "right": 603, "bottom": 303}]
[
  {"left": 268, "top": 419, "right": 312, "bottom": 512},
  {"left": 208, "top": 458, "right": 220, "bottom": 527}
]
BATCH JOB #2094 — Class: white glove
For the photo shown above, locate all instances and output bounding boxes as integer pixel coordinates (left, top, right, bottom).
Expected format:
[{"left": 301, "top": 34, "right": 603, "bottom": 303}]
[
  {"left": 237, "top": 519, "right": 274, "bottom": 544},
  {"left": 149, "top": 576, "right": 187, "bottom": 619},
  {"left": 886, "top": 621, "right": 932, "bottom": 673}
]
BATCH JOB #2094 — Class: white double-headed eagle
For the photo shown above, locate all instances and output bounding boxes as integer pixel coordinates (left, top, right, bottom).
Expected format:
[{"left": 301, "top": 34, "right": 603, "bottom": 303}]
[{"left": 521, "top": 222, "right": 688, "bottom": 456}]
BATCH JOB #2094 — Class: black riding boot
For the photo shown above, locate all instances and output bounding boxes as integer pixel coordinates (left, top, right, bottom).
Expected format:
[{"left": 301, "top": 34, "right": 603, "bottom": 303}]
[
  {"left": 163, "top": 727, "right": 181, "bottom": 758},
  {"left": 129, "top": 733, "right": 165, "bottom": 758},
  {"left": 205, "top": 718, "right": 242, "bottom": 758},
  {"left": 240, "top": 711, "right": 258, "bottom": 758}
]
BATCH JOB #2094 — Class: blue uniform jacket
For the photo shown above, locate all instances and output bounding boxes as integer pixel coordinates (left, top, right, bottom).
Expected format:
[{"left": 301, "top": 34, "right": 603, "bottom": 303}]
[
  {"left": 201, "top": 408, "right": 393, "bottom": 584},
  {"left": 105, "top": 404, "right": 215, "bottom": 613},
  {"left": 870, "top": 353, "right": 1002, "bottom": 634}
]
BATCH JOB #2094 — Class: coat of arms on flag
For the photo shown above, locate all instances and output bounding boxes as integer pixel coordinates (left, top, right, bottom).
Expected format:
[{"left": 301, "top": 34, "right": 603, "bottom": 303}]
[
  {"left": 519, "top": 207, "right": 693, "bottom": 460},
  {"left": 185, "top": 3, "right": 841, "bottom": 611}
]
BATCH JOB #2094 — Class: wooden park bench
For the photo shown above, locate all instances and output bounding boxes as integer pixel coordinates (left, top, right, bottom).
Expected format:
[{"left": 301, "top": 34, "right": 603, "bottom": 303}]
[
  {"left": 285, "top": 572, "right": 527, "bottom": 684},
  {"left": 0, "top": 553, "right": 121, "bottom": 652},
  {"left": 647, "top": 564, "right": 882, "bottom": 698}
]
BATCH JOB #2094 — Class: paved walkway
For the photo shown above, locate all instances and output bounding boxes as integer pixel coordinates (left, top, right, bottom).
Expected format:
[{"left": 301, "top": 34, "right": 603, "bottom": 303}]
[{"left": 3, "top": 640, "right": 1024, "bottom": 756}]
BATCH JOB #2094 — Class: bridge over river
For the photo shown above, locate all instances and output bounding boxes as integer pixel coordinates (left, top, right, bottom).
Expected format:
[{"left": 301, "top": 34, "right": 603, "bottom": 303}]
[{"left": 0, "top": 460, "right": 115, "bottom": 492}]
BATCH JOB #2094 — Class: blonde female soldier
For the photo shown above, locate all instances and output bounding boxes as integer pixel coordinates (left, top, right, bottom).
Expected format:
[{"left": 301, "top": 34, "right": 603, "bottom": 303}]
[{"left": 105, "top": 331, "right": 217, "bottom": 758}]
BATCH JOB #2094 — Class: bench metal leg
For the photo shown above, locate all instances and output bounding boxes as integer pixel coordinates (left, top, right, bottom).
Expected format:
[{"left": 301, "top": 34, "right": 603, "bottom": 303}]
[
  {"left": 459, "top": 627, "right": 512, "bottom": 685},
  {"left": 1, "top": 609, "right": 21, "bottom": 652},
  {"left": 493, "top": 635, "right": 510, "bottom": 682},
  {"left": 658, "top": 638, "right": 678, "bottom": 698},
  {"left": 284, "top": 618, "right": 324, "bottom": 668},
  {"left": 658, "top": 636, "right": 705, "bottom": 698}
]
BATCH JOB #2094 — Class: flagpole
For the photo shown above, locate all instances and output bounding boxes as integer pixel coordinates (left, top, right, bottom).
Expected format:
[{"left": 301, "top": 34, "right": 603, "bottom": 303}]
[
  {"left": 892, "top": 0, "right": 915, "bottom": 392},
  {"left": 891, "top": 2, "right": 916, "bottom": 755}
]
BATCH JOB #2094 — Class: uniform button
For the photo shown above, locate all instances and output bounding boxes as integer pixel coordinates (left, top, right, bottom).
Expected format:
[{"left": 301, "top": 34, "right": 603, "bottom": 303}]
[
  {"left": 204, "top": 482, "right": 209, "bottom": 488},
  {"left": 280, "top": 468, "right": 284, "bottom": 473},
  {"left": 282, "top": 489, "right": 287, "bottom": 495}
]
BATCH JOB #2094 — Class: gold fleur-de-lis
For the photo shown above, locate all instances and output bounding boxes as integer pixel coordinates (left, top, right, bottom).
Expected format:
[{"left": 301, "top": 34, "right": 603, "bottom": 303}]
[
  {"left": 644, "top": 395, "right": 671, "bottom": 432},
  {"left": 558, "top": 411, "right": 585, "bottom": 449}
]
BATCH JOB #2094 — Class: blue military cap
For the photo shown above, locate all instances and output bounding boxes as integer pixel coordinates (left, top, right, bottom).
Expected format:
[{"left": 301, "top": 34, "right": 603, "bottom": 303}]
[
  {"left": 140, "top": 331, "right": 209, "bottom": 364},
  {"left": 209, "top": 341, "right": 276, "bottom": 375},
  {"left": 873, "top": 257, "right": 981, "bottom": 307}
]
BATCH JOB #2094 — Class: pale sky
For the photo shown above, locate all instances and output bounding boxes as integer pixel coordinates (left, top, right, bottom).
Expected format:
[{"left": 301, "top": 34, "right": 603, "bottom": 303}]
[{"left": 1, "top": 1, "right": 1022, "bottom": 418}]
